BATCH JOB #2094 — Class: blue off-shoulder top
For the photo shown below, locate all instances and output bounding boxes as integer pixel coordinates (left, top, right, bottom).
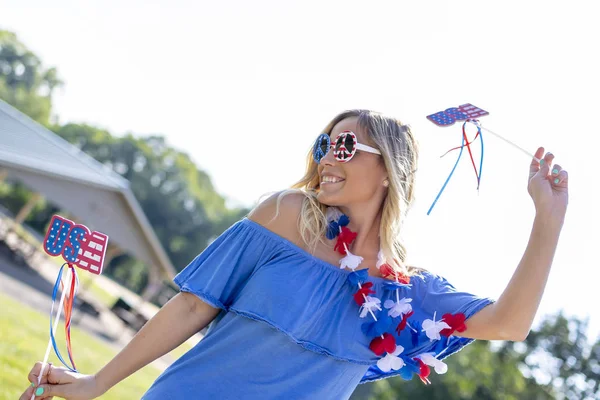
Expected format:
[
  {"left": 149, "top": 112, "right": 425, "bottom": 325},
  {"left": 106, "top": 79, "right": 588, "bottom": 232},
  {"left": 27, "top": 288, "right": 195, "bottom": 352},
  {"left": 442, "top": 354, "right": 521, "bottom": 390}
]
[{"left": 142, "top": 218, "right": 494, "bottom": 400}]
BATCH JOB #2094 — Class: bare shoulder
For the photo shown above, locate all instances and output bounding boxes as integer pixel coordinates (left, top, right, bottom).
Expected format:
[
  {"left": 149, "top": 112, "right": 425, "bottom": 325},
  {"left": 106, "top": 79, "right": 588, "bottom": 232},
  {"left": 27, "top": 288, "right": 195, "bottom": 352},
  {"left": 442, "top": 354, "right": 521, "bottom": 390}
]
[{"left": 248, "top": 191, "right": 305, "bottom": 246}]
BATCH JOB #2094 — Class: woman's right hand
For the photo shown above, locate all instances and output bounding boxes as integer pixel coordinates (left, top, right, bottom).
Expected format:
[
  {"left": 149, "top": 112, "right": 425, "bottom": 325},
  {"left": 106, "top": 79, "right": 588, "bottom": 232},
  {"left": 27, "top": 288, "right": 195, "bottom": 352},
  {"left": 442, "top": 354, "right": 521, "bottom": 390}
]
[{"left": 20, "top": 362, "right": 105, "bottom": 400}]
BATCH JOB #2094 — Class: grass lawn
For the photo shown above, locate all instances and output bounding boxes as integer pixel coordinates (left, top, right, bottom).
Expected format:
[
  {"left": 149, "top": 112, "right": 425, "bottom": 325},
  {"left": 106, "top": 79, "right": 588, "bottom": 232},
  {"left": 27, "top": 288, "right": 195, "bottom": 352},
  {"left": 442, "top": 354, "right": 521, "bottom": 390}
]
[{"left": 0, "top": 294, "right": 162, "bottom": 399}]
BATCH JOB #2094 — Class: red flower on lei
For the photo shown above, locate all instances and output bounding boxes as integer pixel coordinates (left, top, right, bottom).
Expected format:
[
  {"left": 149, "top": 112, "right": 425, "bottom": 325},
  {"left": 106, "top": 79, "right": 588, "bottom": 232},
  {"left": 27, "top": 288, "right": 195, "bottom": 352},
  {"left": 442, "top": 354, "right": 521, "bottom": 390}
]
[
  {"left": 440, "top": 313, "right": 467, "bottom": 337},
  {"left": 416, "top": 358, "right": 431, "bottom": 384},
  {"left": 353, "top": 282, "right": 376, "bottom": 306},
  {"left": 395, "top": 310, "right": 414, "bottom": 334},
  {"left": 334, "top": 226, "right": 357, "bottom": 255},
  {"left": 369, "top": 333, "right": 396, "bottom": 356}
]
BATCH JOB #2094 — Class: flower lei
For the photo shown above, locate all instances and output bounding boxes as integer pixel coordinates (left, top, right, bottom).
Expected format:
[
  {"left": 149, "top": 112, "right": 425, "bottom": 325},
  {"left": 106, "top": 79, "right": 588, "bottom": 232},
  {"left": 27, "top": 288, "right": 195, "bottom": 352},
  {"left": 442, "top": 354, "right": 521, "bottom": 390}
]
[{"left": 326, "top": 207, "right": 468, "bottom": 384}]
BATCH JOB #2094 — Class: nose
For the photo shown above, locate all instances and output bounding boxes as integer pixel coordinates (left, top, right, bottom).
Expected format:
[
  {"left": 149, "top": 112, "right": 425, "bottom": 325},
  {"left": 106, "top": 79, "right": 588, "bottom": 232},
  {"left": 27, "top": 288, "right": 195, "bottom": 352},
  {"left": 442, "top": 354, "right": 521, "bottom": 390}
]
[{"left": 319, "top": 146, "right": 336, "bottom": 166}]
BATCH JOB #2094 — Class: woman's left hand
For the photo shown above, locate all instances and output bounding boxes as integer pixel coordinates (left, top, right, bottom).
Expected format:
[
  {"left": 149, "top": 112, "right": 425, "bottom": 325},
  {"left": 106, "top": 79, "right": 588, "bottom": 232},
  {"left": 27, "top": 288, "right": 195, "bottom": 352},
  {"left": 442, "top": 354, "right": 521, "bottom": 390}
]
[{"left": 528, "top": 147, "right": 569, "bottom": 219}]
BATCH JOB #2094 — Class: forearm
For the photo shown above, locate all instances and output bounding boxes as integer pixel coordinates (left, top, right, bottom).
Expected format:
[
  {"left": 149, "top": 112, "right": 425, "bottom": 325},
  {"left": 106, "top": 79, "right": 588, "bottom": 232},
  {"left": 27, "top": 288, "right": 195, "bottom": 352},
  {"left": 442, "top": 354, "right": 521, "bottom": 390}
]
[
  {"left": 94, "top": 292, "right": 219, "bottom": 393},
  {"left": 493, "top": 212, "right": 564, "bottom": 339}
]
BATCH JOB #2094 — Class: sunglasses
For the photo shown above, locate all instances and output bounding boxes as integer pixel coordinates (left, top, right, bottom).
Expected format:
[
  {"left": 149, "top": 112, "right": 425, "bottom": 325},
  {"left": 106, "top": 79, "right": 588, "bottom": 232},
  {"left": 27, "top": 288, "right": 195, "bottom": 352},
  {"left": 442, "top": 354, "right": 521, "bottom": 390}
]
[{"left": 312, "top": 131, "right": 381, "bottom": 163}]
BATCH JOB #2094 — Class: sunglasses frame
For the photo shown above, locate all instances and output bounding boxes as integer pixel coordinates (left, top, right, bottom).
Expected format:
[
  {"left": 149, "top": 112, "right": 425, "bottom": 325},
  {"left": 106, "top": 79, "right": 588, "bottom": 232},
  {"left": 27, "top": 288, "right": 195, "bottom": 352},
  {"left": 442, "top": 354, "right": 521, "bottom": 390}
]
[{"left": 313, "top": 130, "right": 381, "bottom": 163}]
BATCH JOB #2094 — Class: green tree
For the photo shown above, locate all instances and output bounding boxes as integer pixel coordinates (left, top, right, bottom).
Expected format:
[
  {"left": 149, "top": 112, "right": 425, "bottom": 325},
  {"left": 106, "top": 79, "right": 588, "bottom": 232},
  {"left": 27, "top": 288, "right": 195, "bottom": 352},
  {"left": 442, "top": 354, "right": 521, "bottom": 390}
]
[
  {"left": 54, "top": 124, "right": 248, "bottom": 291},
  {"left": 511, "top": 312, "right": 600, "bottom": 400},
  {"left": 0, "top": 30, "right": 63, "bottom": 125},
  {"left": 0, "top": 30, "right": 59, "bottom": 231},
  {"left": 0, "top": 31, "right": 248, "bottom": 294}
]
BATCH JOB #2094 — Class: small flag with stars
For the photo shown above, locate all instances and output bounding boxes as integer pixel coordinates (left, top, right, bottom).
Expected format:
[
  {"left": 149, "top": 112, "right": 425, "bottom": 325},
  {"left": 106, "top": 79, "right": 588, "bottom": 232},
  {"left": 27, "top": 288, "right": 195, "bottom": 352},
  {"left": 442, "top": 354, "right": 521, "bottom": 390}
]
[
  {"left": 426, "top": 103, "right": 489, "bottom": 127},
  {"left": 43, "top": 215, "right": 109, "bottom": 275}
]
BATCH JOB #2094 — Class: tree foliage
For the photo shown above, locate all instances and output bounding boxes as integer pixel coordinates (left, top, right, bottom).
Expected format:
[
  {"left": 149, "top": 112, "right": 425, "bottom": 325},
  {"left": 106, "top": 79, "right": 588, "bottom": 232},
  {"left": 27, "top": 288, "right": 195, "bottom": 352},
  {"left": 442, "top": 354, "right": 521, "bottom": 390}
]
[
  {"left": 0, "top": 30, "right": 248, "bottom": 293},
  {"left": 0, "top": 30, "right": 62, "bottom": 125},
  {"left": 54, "top": 123, "right": 248, "bottom": 273}
]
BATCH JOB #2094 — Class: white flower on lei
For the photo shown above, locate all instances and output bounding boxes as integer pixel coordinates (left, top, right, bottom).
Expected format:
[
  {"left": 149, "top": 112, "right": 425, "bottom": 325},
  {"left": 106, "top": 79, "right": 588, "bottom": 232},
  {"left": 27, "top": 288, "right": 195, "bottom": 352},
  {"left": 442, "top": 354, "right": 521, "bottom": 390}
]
[
  {"left": 418, "top": 352, "right": 448, "bottom": 374},
  {"left": 339, "top": 249, "right": 364, "bottom": 271},
  {"left": 422, "top": 312, "right": 451, "bottom": 341},
  {"left": 383, "top": 297, "right": 413, "bottom": 318},
  {"left": 376, "top": 345, "right": 405, "bottom": 372},
  {"left": 359, "top": 296, "right": 382, "bottom": 318}
]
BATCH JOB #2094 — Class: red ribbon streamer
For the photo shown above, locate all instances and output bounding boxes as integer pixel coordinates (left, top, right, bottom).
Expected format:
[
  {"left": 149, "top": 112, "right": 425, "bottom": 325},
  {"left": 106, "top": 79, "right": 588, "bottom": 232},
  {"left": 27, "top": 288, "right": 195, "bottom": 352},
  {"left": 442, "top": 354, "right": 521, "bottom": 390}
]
[{"left": 441, "top": 123, "right": 482, "bottom": 189}]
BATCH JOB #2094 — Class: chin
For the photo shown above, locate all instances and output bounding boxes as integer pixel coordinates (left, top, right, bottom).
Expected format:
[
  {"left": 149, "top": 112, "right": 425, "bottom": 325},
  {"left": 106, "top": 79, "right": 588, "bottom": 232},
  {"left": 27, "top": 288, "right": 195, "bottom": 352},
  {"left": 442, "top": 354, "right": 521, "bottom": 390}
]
[{"left": 316, "top": 190, "right": 343, "bottom": 208}]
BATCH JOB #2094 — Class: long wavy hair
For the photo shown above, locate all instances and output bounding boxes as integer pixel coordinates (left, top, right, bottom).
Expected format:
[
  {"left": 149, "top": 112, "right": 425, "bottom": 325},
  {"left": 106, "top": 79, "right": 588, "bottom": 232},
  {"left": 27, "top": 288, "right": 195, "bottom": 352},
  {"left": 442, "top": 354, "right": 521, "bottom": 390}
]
[{"left": 267, "top": 109, "right": 421, "bottom": 278}]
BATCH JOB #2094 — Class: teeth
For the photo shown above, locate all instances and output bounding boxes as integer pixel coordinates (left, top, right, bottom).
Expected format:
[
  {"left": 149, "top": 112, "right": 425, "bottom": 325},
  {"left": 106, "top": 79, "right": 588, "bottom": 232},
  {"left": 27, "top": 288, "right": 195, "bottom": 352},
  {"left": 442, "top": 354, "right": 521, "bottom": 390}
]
[{"left": 322, "top": 176, "right": 344, "bottom": 183}]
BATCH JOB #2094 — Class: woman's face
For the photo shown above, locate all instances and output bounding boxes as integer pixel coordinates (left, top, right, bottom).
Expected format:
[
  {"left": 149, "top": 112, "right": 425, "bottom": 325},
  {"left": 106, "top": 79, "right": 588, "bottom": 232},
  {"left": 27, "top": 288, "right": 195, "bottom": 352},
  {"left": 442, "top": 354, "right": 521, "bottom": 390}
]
[{"left": 317, "top": 117, "right": 388, "bottom": 208}]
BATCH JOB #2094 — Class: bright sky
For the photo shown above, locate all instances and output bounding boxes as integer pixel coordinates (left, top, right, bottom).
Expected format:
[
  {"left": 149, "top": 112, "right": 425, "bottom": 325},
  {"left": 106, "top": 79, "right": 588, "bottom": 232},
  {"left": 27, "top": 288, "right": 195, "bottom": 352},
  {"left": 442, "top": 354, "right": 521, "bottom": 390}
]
[{"left": 3, "top": 0, "right": 599, "bottom": 338}]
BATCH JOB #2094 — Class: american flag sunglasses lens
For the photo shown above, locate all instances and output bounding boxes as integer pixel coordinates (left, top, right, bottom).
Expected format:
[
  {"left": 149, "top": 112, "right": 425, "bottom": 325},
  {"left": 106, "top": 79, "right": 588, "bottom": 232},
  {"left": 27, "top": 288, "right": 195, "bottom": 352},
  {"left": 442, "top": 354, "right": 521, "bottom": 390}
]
[
  {"left": 313, "top": 133, "right": 330, "bottom": 163},
  {"left": 334, "top": 131, "right": 356, "bottom": 162}
]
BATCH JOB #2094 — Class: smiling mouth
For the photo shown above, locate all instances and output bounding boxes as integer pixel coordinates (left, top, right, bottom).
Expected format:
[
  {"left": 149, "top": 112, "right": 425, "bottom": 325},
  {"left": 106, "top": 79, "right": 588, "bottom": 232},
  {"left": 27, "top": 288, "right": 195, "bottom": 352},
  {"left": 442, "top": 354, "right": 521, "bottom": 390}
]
[{"left": 321, "top": 176, "right": 345, "bottom": 185}]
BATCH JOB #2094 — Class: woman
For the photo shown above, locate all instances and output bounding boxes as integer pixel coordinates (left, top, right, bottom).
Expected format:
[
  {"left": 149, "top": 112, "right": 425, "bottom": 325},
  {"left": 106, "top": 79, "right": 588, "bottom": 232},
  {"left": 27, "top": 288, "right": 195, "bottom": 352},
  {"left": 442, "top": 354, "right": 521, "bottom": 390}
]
[{"left": 21, "top": 109, "right": 568, "bottom": 400}]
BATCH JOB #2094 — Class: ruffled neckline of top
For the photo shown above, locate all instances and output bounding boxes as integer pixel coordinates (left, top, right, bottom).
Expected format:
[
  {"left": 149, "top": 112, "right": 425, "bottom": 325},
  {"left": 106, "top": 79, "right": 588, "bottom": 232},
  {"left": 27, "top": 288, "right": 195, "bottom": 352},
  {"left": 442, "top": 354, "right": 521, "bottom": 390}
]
[{"left": 242, "top": 217, "right": 396, "bottom": 285}]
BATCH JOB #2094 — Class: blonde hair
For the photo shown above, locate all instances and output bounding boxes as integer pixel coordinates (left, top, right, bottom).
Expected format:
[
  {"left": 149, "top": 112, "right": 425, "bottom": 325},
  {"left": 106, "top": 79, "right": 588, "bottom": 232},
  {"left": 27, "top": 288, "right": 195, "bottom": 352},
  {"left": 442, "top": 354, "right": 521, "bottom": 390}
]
[{"left": 275, "top": 109, "right": 421, "bottom": 278}]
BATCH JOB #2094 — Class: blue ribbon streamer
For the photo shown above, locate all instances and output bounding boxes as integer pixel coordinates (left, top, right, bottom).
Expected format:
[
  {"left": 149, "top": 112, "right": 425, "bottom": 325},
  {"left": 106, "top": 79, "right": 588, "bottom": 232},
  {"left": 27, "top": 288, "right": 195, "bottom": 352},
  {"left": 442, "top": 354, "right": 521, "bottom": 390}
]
[
  {"left": 49, "top": 263, "right": 78, "bottom": 372},
  {"left": 427, "top": 122, "right": 485, "bottom": 214},
  {"left": 427, "top": 133, "right": 466, "bottom": 215}
]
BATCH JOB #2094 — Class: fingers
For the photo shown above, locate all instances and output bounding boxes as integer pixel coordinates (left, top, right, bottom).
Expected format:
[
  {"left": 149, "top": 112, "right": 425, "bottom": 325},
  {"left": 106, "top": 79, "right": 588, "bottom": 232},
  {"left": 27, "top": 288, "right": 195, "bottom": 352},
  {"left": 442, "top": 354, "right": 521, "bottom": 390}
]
[
  {"left": 530, "top": 150, "right": 569, "bottom": 188},
  {"left": 529, "top": 147, "right": 545, "bottom": 174},
  {"left": 28, "top": 362, "right": 51, "bottom": 386},
  {"left": 24, "top": 362, "right": 70, "bottom": 400},
  {"left": 29, "top": 362, "right": 73, "bottom": 385},
  {"left": 18, "top": 384, "right": 56, "bottom": 400},
  {"left": 31, "top": 379, "right": 72, "bottom": 399},
  {"left": 19, "top": 383, "right": 35, "bottom": 400},
  {"left": 551, "top": 164, "right": 569, "bottom": 187},
  {"left": 529, "top": 147, "right": 554, "bottom": 179},
  {"left": 530, "top": 149, "right": 559, "bottom": 180},
  {"left": 48, "top": 365, "right": 78, "bottom": 385},
  {"left": 28, "top": 383, "right": 61, "bottom": 399},
  {"left": 540, "top": 151, "right": 555, "bottom": 174},
  {"left": 550, "top": 164, "right": 562, "bottom": 181}
]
